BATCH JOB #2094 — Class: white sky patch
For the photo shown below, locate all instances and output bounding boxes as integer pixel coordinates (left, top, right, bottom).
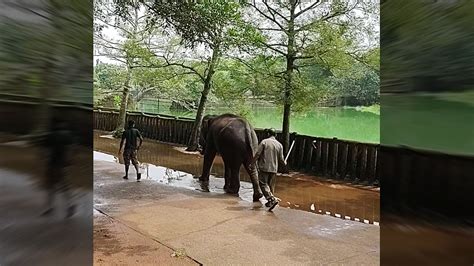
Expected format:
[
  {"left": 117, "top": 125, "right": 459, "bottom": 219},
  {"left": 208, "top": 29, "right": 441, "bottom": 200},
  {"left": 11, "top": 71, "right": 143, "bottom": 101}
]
[{"left": 94, "top": 1, "right": 379, "bottom": 65}]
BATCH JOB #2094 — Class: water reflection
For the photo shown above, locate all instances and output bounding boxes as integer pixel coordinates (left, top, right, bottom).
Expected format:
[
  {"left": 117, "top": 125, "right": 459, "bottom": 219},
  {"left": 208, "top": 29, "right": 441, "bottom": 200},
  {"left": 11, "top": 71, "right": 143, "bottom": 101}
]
[{"left": 94, "top": 131, "right": 380, "bottom": 223}]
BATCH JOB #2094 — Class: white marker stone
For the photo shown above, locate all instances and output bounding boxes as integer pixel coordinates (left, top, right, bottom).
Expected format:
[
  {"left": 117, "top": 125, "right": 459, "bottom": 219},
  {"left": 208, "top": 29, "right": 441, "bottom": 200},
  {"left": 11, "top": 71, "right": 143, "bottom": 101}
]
[
  {"left": 335, "top": 214, "right": 341, "bottom": 218},
  {"left": 374, "top": 222, "right": 380, "bottom": 226},
  {"left": 325, "top": 211, "right": 331, "bottom": 215},
  {"left": 364, "top": 219, "right": 370, "bottom": 224},
  {"left": 355, "top": 218, "right": 360, "bottom": 222},
  {"left": 344, "top": 216, "right": 351, "bottom": 220}
]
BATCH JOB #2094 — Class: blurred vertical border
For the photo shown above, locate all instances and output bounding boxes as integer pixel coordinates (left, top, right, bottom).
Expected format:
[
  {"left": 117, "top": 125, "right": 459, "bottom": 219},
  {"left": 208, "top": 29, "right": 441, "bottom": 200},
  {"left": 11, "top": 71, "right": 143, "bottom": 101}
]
[
  {"left": 0, "top": 0, "right": 93, "bottom": 265},
  {"left": 380, "top": 0, "right": 474, "bottom": 264}
]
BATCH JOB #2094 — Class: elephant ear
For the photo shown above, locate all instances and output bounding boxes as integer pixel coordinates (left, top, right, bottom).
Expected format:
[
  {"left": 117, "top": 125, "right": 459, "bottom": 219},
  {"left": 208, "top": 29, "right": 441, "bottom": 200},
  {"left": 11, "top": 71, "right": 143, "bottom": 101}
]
[
  {"left": 200, "top": 116, "right": 212, "bottom": 143},
  {"left": 201, "top": 115, "right": 216, "bottom": 132}
]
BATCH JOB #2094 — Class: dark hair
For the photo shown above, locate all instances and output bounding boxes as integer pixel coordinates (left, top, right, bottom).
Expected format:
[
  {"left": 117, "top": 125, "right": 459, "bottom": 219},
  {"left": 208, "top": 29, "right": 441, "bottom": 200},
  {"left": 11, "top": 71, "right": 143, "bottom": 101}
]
[
  {"left": 127, "top": 120, "right": 135, "bottom": 128},
  {"left": 266, "top": 128, "right": 276, "bottom": 137}
]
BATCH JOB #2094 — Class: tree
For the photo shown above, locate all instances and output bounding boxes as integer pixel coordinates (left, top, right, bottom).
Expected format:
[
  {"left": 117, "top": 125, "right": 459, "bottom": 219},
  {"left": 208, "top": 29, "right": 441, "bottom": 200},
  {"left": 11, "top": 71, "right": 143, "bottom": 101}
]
[
  {"left": 95, "top": 0, "right": 155, "bottom": 135},
  {"left": 0, "top": 0, "right": 92, "bottom": 135},
  {"left": 382, "top": 0, "right": 474, "bottom": 92},
  {"left": 245, "top": 0, "right": 378, "bottom": 153},
  {"left": 94, "top": 62, "right": 128, "bottom": 107},
  {"left": 114, "top": 1, "right": 258, "bottom": 151}
]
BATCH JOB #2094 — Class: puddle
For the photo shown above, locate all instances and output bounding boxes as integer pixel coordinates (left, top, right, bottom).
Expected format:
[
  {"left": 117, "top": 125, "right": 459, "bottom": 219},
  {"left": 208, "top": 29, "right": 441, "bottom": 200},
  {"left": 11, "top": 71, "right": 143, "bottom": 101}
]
[
  {"left": 94, "top": 131, "right": 380, "bottom": 224},
  {"left": 94, "top": 151, "right": 254, "bottom": 198}
]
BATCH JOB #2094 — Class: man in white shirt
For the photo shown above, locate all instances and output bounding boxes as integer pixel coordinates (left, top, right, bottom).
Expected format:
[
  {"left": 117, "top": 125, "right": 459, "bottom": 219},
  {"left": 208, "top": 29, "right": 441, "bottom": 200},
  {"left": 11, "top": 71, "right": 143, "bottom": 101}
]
[{"left": 252, "top": 128, "right": 287, "bottom": 211}]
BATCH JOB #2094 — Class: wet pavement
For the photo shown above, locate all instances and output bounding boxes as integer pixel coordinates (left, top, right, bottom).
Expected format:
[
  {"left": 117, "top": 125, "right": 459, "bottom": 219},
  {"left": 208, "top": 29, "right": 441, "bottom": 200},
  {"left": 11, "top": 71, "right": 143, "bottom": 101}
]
[
  {"left": 0, "top": 168, "right": 92, "bottom": 266},
  {"left": 381, "top": 217, "right": 474, "bottom": 265},
  {"left": 0, "top": 139, "right": 93, "bottom": 265},
  {"left": 93, "top": 158, "right": 380, "bottom": 265},
  {"left": 94, "top": 131, "right": 380, "bottom": 224},
  {"left": 94, "top": 209, "right": 197, "bottom": 265}
]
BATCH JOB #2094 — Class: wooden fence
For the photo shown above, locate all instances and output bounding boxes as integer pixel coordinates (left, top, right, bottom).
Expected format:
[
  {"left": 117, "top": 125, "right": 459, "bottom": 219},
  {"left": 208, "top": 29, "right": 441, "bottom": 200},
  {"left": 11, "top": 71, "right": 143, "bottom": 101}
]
[
  {"left": 381, "top": 145, "right": 474, "bottom": 218},
  {"left": 94, "top": 109, "right": 380, "bottom": 185},
  {"left": 1, "top": 93, "right": 93, "bottom": 145}
]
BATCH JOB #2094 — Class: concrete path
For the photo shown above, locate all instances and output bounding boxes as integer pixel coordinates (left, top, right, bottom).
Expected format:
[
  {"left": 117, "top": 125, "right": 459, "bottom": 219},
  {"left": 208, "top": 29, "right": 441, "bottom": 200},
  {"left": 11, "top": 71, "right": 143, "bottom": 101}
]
[
  {"left": 94, "top": 159, "right": 380, "bottom": 265},
  {"left": 0, "top": 168, "right": 93, "bottom": 266}
]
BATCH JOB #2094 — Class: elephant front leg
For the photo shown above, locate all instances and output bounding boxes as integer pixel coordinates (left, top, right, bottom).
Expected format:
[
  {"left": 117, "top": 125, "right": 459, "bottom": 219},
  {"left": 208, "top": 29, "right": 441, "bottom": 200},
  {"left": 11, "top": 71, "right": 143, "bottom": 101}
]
[{"left": 244, "top": 161, "right": 263, "bottom": 202}]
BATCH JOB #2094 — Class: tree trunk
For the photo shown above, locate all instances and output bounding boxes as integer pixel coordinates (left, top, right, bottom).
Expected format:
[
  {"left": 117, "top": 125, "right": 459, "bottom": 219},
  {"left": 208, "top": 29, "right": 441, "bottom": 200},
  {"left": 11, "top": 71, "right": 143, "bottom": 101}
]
[
  {"left": 282, "top": 58, "right": 294, "bottom": 155},
  {"left": 282, "top": 3, "right": 296, "bottom": 155},
  {"left": 114, "top": 66, "right": 131, "bottom": 135},
  {"left": 113, "top": 7, "right": 138, "bottom": 136},
  {"left": 187, "top": 46, "right": 220, "bottom": 151}
]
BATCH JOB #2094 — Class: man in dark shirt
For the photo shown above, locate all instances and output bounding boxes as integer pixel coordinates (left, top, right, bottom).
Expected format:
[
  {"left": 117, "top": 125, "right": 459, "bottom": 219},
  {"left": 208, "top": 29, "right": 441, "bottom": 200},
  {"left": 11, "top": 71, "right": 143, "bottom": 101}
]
[
  {"left": 42, "top": 119, "right": 75, "bottom": 218},
  {"left": 119, "top": 120, "right": 143, "bottom": 181}
]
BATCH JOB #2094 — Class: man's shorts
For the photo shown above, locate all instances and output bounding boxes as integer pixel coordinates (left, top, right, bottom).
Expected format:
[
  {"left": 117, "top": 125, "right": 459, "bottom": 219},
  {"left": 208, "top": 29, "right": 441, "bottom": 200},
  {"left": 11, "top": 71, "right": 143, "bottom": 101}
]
[{"left": 123, "top": 148, "right": 139, "bottom": 166}]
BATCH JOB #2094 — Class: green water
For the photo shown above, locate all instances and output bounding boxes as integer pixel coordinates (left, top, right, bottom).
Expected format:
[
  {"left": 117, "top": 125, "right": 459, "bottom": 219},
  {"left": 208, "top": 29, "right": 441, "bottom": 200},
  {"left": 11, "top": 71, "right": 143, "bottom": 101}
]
[
  {"left": 137, "top": 100, "right": 380, "bottom": 143},
  {"left": 242, "top": 107, "right": 379, "bottom": 143},
  {"left": 135, "top": 92, "right": 474, "bottom": 154},
  {"left": 382, "top": 93, "right": 474, "bottom": 156}
]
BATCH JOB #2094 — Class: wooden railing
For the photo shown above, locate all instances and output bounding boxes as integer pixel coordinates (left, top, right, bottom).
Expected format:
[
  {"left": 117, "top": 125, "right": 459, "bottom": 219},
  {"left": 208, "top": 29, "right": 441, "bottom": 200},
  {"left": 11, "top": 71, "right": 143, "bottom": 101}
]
[
  {"left": 381, "top": 145, "right": 474, "bottom": 218},
  {"left": 0, "top": 93, "right": 93, "bottom": 145},
  {"left": 94, "top": 109, "right": 380, "bottom": 185}
]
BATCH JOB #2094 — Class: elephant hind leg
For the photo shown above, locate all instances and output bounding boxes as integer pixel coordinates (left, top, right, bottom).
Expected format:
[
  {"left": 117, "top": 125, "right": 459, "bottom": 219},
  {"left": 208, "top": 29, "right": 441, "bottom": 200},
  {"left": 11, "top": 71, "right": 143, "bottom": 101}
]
[
  {"left": 223, "top": 163, "right": 231, "bottom": 192},
  {"left": 243, "top": 158, "right": 263, "bottom": 202},
  {"left": 228, "top": 167, "right": 240, "bottom": 194},
  {"left": 200, "top": 148, "right": 216, "bottom": 182},
  {"left": 223, "top": 159, "right": 241, "bottom": 195}
]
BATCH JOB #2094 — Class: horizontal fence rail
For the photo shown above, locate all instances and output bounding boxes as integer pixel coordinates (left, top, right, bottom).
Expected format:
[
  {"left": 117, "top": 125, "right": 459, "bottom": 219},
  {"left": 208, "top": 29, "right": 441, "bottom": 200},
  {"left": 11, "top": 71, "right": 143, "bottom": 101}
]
[
  {"left": 1, "top": 94, "right": 93, "bottom": 145},
  {"left": 94, "top": 109, "right": 381, "bottom": 185}
]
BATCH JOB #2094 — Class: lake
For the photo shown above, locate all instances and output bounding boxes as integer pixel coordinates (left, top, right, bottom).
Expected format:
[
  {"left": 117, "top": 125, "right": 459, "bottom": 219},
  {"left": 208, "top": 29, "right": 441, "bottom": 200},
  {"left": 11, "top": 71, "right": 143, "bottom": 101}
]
[
  {"left": 138, "top": 100, "right": 380, "bottom": 144},
  {"left": 382, "top": 93, "right": 474, "bottom": 156}
]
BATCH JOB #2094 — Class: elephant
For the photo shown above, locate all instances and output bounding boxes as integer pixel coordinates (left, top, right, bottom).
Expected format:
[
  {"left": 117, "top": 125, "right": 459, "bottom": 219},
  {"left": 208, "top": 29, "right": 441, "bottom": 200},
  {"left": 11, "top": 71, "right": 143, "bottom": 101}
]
[{"left": 199, "top": 113, "right": 263, "bottom": 202}]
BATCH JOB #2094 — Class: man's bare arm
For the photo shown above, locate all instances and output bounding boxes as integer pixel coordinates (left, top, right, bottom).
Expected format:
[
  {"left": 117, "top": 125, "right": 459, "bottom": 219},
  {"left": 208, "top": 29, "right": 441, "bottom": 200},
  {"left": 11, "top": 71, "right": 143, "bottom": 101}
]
[
  {"left": 138, "top": 133, "right": 143, "bottom": 150},
  {"left": 119, "top": 133, "right": 125, "bottom": 153}
]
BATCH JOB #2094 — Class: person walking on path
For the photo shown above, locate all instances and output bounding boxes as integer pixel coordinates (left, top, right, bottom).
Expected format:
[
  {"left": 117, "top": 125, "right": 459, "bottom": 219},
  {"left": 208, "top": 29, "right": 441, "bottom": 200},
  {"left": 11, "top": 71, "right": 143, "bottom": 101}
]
[
  {"left": 119, "top": 120, "right": 143, "bottom": 181},
  {"left": 41, "top": 118, "right": 76, "bottom": 218},
  {"left": 252, "top": 128, "right": 288, "bottom": 211}
]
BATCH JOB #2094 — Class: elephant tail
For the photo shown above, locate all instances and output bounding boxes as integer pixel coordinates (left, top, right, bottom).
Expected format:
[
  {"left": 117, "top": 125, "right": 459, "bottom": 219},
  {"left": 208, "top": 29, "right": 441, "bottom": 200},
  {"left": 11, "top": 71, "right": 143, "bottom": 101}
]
[{"left": 244, "top": 123, "right": 258, "bottom": 157}]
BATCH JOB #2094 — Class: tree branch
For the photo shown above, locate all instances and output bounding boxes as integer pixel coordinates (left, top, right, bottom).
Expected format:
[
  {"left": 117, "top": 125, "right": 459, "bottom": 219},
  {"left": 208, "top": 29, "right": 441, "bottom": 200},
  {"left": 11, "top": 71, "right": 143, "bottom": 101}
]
[
  {"left": 295, "top": 2, "right": 359, "bottom": 33},
  {"left": 134, "top": 55, "right": 205, "bottom": 82},
  {"left": 247, "top": 2, "right": 287, "bottom": 32},
  {"left": 345, "top": 52, "right": 379, "bottom": 73},
  {"left": 262, "top": 0, "right": 289, "bottom": 22},
  {"left": 295, "top": 1, "right": 321, "bottom": 18},
  {"left": 295, "top": 55, "right": 314, "bottom": 60},
  {"left": 258, "top": 41, "right": 287, "bottom": 56}
]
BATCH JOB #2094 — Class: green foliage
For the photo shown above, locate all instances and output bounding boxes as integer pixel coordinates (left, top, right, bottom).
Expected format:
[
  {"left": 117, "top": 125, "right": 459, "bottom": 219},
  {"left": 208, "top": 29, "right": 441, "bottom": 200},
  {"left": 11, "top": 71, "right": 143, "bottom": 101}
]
[
  {"left": 382, "top": 0, "right": 474, "bottom": 92},
  {"left": 0, "top": 0, "right": 92, "bottom": 102},
  {"left": 95, "top": 1, "right": 380, "bottom": 114},
  {"left": 138, "top": 1, "right": 251, "bottom": 51},
  {"left": 329, "top": 61, "right": 380, "bottom": 105}
]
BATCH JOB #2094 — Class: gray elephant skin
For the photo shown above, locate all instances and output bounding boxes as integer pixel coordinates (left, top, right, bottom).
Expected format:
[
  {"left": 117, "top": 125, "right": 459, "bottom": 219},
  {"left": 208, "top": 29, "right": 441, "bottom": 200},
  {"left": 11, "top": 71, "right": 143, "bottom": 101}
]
[{"left": 199, "top": 114, "right": 263, "bottom": 201}]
